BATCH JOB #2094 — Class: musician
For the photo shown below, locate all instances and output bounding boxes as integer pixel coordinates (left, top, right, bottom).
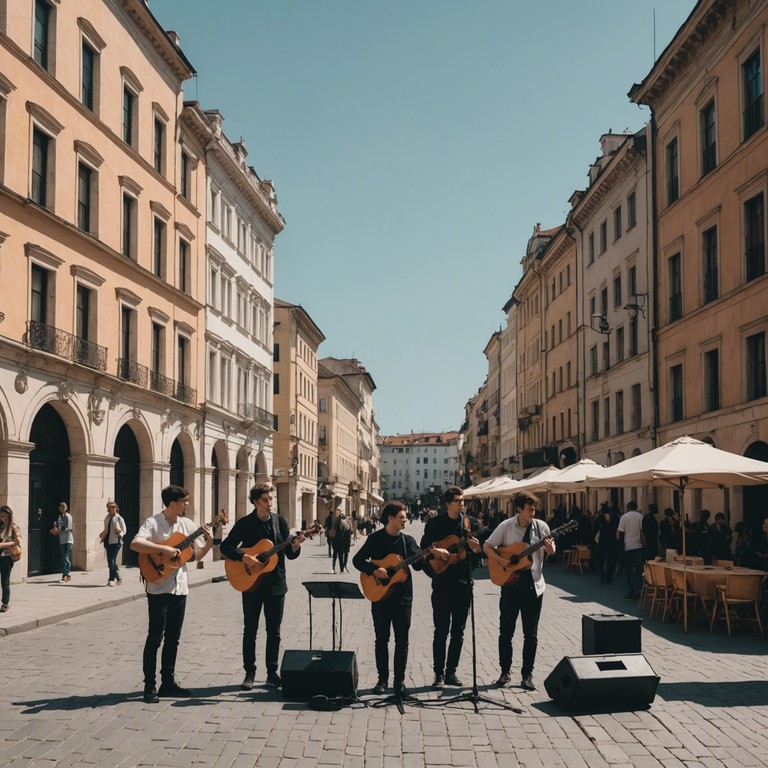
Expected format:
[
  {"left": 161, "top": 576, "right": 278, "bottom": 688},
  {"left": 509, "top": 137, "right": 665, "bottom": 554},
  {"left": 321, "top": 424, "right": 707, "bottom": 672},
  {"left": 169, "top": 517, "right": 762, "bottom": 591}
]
[
  {"left": 352, "top": 500, "right": 423, "bottom": 695},
  {"left": 220, "top": 483, "right": 306, "bottom": 691},
  {"left": 420, "top": 486, "right": 482, "bottom": 688},
  {"left": 483, "top": 491, "right": 555, "bottom": 692},
  {"left": 131, "top": 485, "right": 214, "bottom": 703}
]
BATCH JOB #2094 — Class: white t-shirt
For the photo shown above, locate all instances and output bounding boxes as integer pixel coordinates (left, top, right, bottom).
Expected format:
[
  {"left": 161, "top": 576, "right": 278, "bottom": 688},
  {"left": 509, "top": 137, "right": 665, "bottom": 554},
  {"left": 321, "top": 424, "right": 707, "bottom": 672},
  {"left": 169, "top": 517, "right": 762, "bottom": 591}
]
[
  {"left": 618, "top": 510, "right": 644, "bottom": 551},
  {"left": 136, "top": 513, "right": 203, "bottom": 596}
]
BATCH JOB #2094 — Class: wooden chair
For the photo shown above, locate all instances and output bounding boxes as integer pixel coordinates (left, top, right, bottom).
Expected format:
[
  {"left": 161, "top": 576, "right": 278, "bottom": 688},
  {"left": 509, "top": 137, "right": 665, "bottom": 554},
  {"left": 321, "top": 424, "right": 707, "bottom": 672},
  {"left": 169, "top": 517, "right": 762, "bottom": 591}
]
[
  {"left": 573, "top": 547, "right": 591, "bottom": 575},
  {"left": 710, "top": 573, "right": 765, "bottom": 637},
  {"left": 639, "top": 562, "right": 655, "bottom": 611},
  {"left": 667, "top": 568, "right": 707, "bottom": 626},
  {"left": 649, "top": 563, "right": 673, "bottom": 621},
  {"left": 561, "top": 548, "right": 577, "bottom": 571}
]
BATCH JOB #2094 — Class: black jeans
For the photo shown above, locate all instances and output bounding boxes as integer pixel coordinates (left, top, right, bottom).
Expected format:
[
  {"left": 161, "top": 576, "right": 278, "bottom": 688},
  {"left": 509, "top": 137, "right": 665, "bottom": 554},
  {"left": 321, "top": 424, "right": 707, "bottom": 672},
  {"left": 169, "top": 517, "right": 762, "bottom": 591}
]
[
  {"left": 242, "top": 590, "right": 285, "bottom": 674},
  {"left": 105, "top": 544, "right": 121, "bottom": 582},
  {"left": 598, "top": 546, "right": 617, "bottom": 581},
  {"left": 143, "top": 593, "right": 187, "bottom": 687},
  {"left": 332, "top": 540, "right": 349, "bottom": 571},
  {"left": 498, "top": 576, "right": 543, "bottom": 678},
  {"left": 0, "top": 556, "right": 13, "bottom": 606},
  {"left": 431, "top": 585, "right": 471, "bottom": 675},
  {"left": 371, "top": 600, "right": 412, "bottom": 684},
  {"left": 624, "top": 547, "right": 645, "bottom": 596}
]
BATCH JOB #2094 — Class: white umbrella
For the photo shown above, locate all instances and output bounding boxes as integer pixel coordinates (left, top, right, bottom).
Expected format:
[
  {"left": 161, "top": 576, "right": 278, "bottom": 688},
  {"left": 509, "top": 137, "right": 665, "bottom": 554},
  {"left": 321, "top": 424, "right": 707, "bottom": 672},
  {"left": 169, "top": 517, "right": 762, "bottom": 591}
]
[
  {"left": 543, "top": 458, "right": 607, "bottom": 492},
  {"left": 585, "top": 435, "right": 768, "bottom": 629},
  {"left": 483, "top": 476, "right": 522, "bottom": 498},
  {"left": 463, "top": 476, "right": 513, "bottom": 498},
  {"left": 497, "top": 465, "right": 563, "bottom": 495}
]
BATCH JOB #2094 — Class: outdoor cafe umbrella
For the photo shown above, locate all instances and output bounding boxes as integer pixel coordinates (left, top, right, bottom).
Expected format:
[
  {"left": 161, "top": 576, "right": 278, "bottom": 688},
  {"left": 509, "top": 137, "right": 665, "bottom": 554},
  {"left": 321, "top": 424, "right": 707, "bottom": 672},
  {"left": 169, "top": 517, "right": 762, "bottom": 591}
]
[
  {"left": 491, "top": 466, "right": 562, "bottom": 497},
  {"left": 541, "top": 457, "right": 607, "bottom": 492},
  {"left": 585, "top": 435, "right": 768, "bottom": 630},
  {"left": 463, "top": 475, "right": 514, "bottom": 498}
]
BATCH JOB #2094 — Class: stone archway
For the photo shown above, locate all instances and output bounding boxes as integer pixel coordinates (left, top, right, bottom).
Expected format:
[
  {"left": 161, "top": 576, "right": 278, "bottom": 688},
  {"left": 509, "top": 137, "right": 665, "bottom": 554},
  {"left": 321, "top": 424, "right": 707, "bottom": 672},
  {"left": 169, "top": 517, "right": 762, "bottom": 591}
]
[
  {"left": 114, "top": 424, "right": 140, "bottom": 567},
  {"left": 254, "top": 450, "right": 268, "bottom": 483}
]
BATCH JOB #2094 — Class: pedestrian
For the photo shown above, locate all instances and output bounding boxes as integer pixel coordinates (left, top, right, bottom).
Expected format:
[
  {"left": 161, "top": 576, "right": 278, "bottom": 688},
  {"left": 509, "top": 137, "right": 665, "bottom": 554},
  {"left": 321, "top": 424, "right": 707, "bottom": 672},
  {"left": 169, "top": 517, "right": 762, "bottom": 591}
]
[
  {"left": 324, "top": 509, "right": 335, "bottom": 557},
  {"left": 130, "top": 485, "right": 214, "bottom": 703},
  {"left": 353, "top": 500, "right": 424, "bottom": 696},
  {"left": 420, "top": 486, "right": 483, "bottom": 689},
  {"left": 51, "top": 502, "right": 73, "bottom": 583},
  {"left": 220, "top": 483, "right": 306, "bottom": 691},
  {"left": 642, "top": 503, "right": 660, "bottom": 560},
  {"left": 618, "top": 500, "right": 645, "bottom": 600},
  {"left": 0, "top": 505, "right": 22, "bottom": 612},
  {"left": 100, "top": 500, "right": 127, "bottom": 586},
  {"left": 595, "top": 503, "right": 619, "bottom": 583},
  {"left": 660, "top": 507, "right": 681, "bottom": 557},
  {"left": 483, "top": 491, "right": 556, "bottom": 692},
  {"left": 332, "top": 513, "right": 352, "bottom": 573},
  {"left": 732, "top": 521, "right": 752, "bottom": 566}
]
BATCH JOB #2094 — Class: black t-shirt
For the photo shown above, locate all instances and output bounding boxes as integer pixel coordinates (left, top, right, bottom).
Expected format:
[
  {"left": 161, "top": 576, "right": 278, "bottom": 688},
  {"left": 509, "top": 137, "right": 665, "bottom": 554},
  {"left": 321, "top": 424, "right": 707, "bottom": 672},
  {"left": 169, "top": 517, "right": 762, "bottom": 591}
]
[{"left": 421, "top": 512, "right": 482, "bottom": 588}]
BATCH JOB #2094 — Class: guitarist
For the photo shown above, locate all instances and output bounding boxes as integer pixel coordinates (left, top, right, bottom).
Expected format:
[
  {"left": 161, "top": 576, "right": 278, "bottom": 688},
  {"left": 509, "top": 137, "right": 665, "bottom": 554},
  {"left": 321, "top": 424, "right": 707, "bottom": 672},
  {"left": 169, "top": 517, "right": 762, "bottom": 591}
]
[
  {"left": 420, "top": 486, "right": 482, "bottom": 689},
  {"left": 220, "top": 483, "right": 306, "bottom": 691},
  {"left": 352, "top": 500, "right": 423, "bottom": 696},
  {"left": 131, "top": 485, "right": 214, "bottom": 703},
  {"left": 483, "top": 491, "right": 555, "bottom": 692}
]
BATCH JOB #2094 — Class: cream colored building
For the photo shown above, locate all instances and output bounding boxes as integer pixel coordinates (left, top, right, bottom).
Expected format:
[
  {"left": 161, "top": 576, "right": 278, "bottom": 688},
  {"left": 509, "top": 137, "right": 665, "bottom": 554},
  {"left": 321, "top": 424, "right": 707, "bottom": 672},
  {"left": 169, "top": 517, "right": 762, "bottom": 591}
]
[
  {"left": 273, "top": 299, "right": 324, "bottom": 529},
  {"left": 0, "top": 0, "right": 213, "bottom": 579},
  {"left": 195, "top": 105, "right": 282, "bottom": 525},
  {"left": 630, "top": 0, "right": 768, "bottom": 528},
  {"left": 499, "top": 296, "right": 519, "bottom": 477}
]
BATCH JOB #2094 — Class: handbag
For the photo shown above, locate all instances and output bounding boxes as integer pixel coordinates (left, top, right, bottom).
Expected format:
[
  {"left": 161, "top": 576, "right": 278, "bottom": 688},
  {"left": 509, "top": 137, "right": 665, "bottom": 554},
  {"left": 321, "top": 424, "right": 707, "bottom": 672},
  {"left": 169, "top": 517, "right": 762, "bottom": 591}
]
[{"left": 9, "top": 543, "right": 21, "bottom": 562}]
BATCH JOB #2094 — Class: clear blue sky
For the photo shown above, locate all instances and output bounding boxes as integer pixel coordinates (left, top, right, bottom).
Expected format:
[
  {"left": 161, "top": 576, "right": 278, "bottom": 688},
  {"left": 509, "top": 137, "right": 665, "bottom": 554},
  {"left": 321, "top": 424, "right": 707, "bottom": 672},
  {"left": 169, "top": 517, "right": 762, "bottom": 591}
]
[{"left": 151, "top": 0, "right": 694, "bottom": 436}]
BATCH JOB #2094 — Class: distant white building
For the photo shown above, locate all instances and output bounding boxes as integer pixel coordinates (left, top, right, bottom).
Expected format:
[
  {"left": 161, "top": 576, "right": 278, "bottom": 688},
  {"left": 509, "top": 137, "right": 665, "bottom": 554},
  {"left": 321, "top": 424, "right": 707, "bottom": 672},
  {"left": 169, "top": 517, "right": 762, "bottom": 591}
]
[{"left": 380, "top": 432, "right": 460, "bottom": 507}]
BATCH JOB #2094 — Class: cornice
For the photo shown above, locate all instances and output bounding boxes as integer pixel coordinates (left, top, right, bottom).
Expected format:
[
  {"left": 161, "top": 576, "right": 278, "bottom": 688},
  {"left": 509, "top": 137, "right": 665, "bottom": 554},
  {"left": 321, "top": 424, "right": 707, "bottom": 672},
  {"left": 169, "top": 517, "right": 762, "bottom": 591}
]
[{"left": 629, "top": 0, "right": 735, "bottom": 107}]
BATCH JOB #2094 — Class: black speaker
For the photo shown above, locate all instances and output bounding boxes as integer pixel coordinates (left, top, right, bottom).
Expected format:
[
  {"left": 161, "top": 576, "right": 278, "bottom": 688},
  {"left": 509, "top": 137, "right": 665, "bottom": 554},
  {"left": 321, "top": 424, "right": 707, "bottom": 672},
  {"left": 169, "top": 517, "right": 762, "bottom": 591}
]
[
  {"left": 582, "top": 613, "right": 642, "bottom": 654},
  {"left": 281, "top": 650, "right": 358, "bottom": 700},
  {"left": 544, "top": 654, "right": 659, "bottom": 710}
]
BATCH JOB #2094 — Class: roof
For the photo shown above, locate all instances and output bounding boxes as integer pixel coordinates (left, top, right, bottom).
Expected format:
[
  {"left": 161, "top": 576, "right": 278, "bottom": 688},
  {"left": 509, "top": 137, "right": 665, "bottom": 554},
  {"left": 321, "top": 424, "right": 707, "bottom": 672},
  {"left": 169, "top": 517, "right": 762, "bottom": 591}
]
[{"left": 380, "top": 432, "right": 460, "bottom": 447}]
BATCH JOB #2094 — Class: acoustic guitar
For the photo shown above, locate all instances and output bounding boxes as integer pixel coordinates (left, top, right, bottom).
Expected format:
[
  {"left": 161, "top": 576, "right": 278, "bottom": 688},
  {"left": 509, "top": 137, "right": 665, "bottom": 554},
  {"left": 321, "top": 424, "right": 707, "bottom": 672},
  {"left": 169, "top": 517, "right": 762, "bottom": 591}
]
[
  {"left": 423, "top": 524, "right": 490, "bottom": 577},
  {"left": 359, "top": 544, "right": 436, "bottom": 602},
  {"left": 138, "top": 512, "right": 228, "bottom": 584},
  {"left": 225, "top": 522, "right": 322, "bottom": 593},
  {"left": 487, "top": 520, "right": 578, "bottom": 587}
]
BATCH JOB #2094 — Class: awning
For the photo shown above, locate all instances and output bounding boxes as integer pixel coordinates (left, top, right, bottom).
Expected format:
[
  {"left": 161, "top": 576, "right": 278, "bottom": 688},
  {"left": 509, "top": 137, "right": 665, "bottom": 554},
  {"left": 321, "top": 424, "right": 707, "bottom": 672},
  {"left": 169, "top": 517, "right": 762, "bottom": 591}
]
[{"left": 368, "top": 491, "right": 384, "bottom": 504}]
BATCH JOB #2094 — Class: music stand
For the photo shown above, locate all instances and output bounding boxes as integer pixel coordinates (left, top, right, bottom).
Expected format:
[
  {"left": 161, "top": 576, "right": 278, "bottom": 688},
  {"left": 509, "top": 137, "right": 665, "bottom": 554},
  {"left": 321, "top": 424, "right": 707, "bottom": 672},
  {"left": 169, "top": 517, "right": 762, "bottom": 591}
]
[{"left": 303, "top": 580, "right": 363, "bottom": 651}]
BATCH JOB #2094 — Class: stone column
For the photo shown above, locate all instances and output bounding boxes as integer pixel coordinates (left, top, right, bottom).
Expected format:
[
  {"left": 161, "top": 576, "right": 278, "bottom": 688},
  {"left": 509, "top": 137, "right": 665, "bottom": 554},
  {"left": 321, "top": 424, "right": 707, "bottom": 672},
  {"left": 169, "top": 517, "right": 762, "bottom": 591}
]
[{"left": 0, "top": 440, "right": 34, "bottom": 581}]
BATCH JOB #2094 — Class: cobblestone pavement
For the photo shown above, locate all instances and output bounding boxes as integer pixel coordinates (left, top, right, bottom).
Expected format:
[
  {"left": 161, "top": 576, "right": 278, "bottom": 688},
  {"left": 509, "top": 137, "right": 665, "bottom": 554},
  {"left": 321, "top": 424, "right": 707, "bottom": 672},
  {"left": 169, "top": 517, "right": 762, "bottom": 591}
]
[{"left": 1, "top": 521, "right": 768, "bottom": 767}]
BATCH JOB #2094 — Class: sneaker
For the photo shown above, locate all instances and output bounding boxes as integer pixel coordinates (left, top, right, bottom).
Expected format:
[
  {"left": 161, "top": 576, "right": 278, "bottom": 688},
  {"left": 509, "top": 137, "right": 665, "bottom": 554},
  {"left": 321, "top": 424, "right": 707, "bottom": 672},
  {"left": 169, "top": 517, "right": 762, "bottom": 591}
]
[
  {"left": 64, "top": 575, "right": 72, "bottom": 583},
  {"left": 432, "top": 673, "right": 445, "bottom": 689},
  {"left": 158, "top": 681, "right": 192, "bottom": 698},
  {"left": 521, "top": 675, "right": 536, "bottom": 691},
  {"left": 107, "top": 581, "right": 115, "bottom": 587},
  {"left": 372, "top": 680, "right": 387, "bottom": 695},
  {"left": 116, "top": 579, "right": 123, "bottom": 586},
  {"left": 0, "top": 604, "right": 8, "bottom": 612},
  {"left": 143, "top": 686, "right": 160, "bottom": 703},
  {"left": 241, "top": 673, "right": 255, "bottom": 691},
  {"left": 265, "top": 671, "right": 282, "bottom": 687},
  {"left": 496, "top": 672, "right": 511, "bottom": 688},
  {"left": 444, "top": 673, "right": 463, "bottom": 687},
  {"left": 331, "top": 568, "right": 336, "bottom": 574}
]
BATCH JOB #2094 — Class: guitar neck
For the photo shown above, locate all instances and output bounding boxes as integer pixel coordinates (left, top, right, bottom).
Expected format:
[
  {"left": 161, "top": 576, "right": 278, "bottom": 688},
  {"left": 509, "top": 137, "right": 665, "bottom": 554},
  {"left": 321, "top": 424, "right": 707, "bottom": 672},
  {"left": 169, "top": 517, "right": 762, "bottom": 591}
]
[
  {"left": 174, "top": 517, "right": 221, "bottom": 553},
  {"left": 261, "top": 534, "right": 297, "bottom": 560},
  {"left": 515, "top": 522, "right": 575, "bottom": 560},
  {"left": 447, "top": 525, "right": 489, "bottom": 553}
]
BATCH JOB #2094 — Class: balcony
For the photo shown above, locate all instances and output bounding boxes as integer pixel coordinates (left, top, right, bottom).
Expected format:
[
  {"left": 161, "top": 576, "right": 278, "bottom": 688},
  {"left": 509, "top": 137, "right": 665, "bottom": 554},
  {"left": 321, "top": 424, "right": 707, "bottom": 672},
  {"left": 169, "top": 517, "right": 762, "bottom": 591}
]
[
  {"left": 237, "top": 403, "right": 275, "bottom": 430},
  {"left": 117, "top": 359, "right": 197, "bottom": 405},
  {"left": 26, "top": 321, "right": 107, "bottom": 371}
]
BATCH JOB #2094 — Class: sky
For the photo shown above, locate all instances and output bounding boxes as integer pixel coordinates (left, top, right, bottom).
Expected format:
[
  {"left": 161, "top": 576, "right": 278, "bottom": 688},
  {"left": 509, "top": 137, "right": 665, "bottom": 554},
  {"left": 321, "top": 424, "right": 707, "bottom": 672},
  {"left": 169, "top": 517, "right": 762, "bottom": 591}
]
[{"left": 151, "top": 0, "right": 695, "bottom": 437}]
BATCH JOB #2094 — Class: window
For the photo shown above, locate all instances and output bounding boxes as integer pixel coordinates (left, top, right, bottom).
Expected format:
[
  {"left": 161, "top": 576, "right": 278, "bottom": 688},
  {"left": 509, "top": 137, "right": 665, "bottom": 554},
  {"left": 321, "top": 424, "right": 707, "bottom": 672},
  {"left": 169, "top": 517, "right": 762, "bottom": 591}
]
[
  {"left": 273, "top": 343, "right": 280, "bottom": 362},
  {"left": 151, "top": 322, "right": 163, "bottom": 377},
  {"left": 77, "top": 163, "right": 94, "bottom": 233},
  {"left": 599, "top": 220, "right": 607, "bottom": 253},
  {"left": 567, "top": 361, "right": 571, "bottom": 387},
  {"left": 628, "top": 265, "right": 637, "bottom": 297},
  {"left": 627, "top": 191, "right": 636, "bottom": 229},
  {"left": 153, "top": 117, "right": 165, "bottom": 174},
  {"left": 30, "top": 264, "right": 49, "bottom": 324},
  {"left": 319, "top": 397, "right": 328, "bottom": 413},
  {"left": 31, "top": 127, "right": 50, "bottom": 207},
  {"left": 273, "top": 372, "right": 279, "bottom": 395},
  {"left": 591, "top": 400, "right": 599, "bottom": 441},
  {"left": 602, "top": 339, "right": 610, "bottom": 371},
  {"left": 700, "top": 99, "right": 716, "bottom": 176},
  {"left": 590, "top": 345, "right": 598, "bottom": 376},
  {"left": 668, "top": 253, "right": 682, "bottom": 321},
  {"left": 74, "top": 284, "right": 92, "bottom": 364},
  {"left": 600, "top": 287, "right": 608, "bottom": 316},
  {"left": 319, "top": 425, "right": 326, "bottom": 447},
  {"left": 614, "top": 206, "right": 622, "bottom": 240},
  {"left": 121, "top": 194, "right": 135, "bottom": 259},
  {"left": 34, "top": 0, "right": 52, "bottom": 71},
  {"left": 746, "top": 332, "right": 766, "bottom": 401},
  {"left": 616, "top": 326, "right": 625, "bottom": 363},
  {"left": 177, "top": 336, "right": 189, "bottom": 387},
  {"left": 743, "top": 49, "right": 764, "bottom": 141},
  {"left": 631, "top": 383, "right": 642, "bottom": 430},
  {"left": 670, "top": 364, "right": 684, "bottom": 422},
  {"left": 122, "top": 86, "right": 135, "bottom": 146},
  {"left": 81, "top": 41, "right": 96, "bottom": 111},
  {"left": 666, "top": 137, "right": 679, "bottom": 205},
  {"left": 629, "top": 316, "right": 638, "bottom": 357},
  {"left": 153, "top": 217, "right": 165, "bottom": 278},
  {"left": 703, "top": 349, "right": 720, "bottom": 412},
  {"left": 702, "top": 226, "right": 718, "bottom": 303},
  {"left": 118, "top": 306, "right": 135, "bottom": 380},
  {"left": 603, "top": 397, "right": 610, "bottom": 437},
  {"left": 180, "top": 150, "right": 190, "bottom": 199},
  {"left": 613, "top": 275, "right": 622, "bottom": 307},
  {"left": 588, "top": 232, "right": 595, "bottom": 264},
  {"left": 745, "top": 193, "right": 765, "bottom": 281},
  {"left": 178, "top": 239, "right": 189, "bottom": 293},
  {"left": 616, "top": 390, "right": 624, "bottom": 434}
]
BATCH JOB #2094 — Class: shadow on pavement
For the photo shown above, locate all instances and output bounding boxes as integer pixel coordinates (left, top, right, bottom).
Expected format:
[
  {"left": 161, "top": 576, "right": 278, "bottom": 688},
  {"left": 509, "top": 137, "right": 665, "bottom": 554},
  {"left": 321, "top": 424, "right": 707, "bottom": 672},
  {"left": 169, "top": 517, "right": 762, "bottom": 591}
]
[{"left": 657, "top": 680, "right": 768, "bottom": 706}]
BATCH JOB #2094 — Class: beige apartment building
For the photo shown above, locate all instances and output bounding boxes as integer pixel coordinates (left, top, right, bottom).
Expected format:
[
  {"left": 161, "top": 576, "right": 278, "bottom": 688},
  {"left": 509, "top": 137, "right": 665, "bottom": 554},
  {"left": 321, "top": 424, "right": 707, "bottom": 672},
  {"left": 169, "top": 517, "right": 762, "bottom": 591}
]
[
  {"left": 273, "top": 299, "right": 324, "bottom": 530},
  {"left": 499, "top": 296, "right": 518, "bottom": 476},
  {"left": 0, "top": 0, "right": 212, "bottom": 578},
  {"left": 630, "top": 0, "right": 768, "bottom": 528}
]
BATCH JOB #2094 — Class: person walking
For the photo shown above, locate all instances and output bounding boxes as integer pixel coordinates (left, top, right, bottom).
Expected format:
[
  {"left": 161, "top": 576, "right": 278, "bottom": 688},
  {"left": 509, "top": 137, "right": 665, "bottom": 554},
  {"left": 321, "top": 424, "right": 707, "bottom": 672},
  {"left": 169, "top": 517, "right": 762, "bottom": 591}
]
[
  {"left": 52, "top": 502, "right": 73, "bottom": 583},
  {"left": 332, "top": 513, "right": 352, "bottom": 573},
  {"left": 0, "top": 505, "right": 21, "bottom": 612},
  {"left": 100, "top": 500, "right": 127, "bottom": 586},
  {"left": 618, "top": 500, "right": 645, "bottom": 600},
  {"left": 642, "top": 503, "right": 660, "bottom": 561}
]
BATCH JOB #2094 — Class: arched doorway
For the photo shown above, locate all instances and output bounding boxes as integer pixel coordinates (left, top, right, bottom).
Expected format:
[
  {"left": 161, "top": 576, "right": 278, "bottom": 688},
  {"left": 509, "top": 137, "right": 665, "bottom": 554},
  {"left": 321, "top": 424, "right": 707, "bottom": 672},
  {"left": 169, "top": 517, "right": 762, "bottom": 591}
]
[
  {"left": 170, "top": 438, "right": 184, "bottom": 488},
  {"left": 28, "top": 403, "right": 70, "bottom": 576},
  {"left": 236, "top": 447, "right": 249, "bottom": 520},
  {"left": 254, "top": 451, "right": 268, "bottom": 484},
  {"left": 744, "top": 441, "right": 768, "bottom": 533},
  {"left": 211, "top": 448, "right": 219, "bottom": 517},
  {"left": 115, "top": 425, "right": 140, "bottom": 567}
]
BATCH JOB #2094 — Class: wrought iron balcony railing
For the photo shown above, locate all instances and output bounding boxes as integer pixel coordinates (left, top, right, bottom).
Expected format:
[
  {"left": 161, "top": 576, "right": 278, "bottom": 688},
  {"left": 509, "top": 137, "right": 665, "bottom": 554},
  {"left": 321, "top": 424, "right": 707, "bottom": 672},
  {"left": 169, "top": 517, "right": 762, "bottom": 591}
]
[
  {"left": 238, "top": 403, "right": 275, "bottom": 430},
  {"left": 117, "top": 359, "right": 197, "bottom": 405},
  {"left": 25, "top": 321, "right": 107, "bottom": 371},
  {"left": 117, "top": 358, "right": 148, "bottom": 387}
]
